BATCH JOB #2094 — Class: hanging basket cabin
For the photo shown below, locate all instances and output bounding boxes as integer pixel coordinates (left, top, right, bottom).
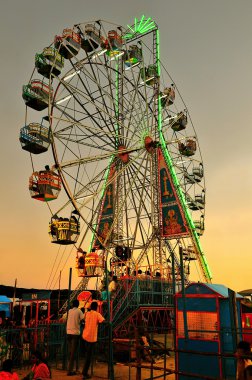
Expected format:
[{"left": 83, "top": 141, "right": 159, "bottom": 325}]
[
  {"left": 49, "top": 213, "right": 80, "bottom": 245},
  {"left": 20, "top": 118, "right": 51, "bottom": 154},
  {"left": 29, "top": 167, "right": 61, "bottom": 202}
]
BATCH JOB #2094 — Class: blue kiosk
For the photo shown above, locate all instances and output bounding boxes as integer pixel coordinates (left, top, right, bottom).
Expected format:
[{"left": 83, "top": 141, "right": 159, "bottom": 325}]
[
  {"left": 175, "top": 283, "right": 243, "bottom": 379},
  {"left": 0, "top": 295, "right": 12, "bottom": 318}
]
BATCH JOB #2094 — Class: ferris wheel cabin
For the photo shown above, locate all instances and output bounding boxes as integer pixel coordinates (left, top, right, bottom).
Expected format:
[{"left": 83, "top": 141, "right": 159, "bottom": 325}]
[
  {"left": 82, "top": 24, "right": 103, "bottom": 52},
  {"left": 182, "top": 245, "right": 197, "bottom": 261},
  {"left": 22, "top": 80, "right": 53, "bottom": 111},
  {"left": 35, "top": 47, "right": 64, "bottom": 79},
  {"left": 54, "top": 28, "right": 81, "bottom": 59},
  {"left": 185, "top": 164, "right": 204, "bottom": 184},
  {"left": 140, "top": 65, "right": 158, "bottom": 86},
  {"left": 114, "top": 245, "right": 132, "bottom": 262},
  {"left": 124, "top": 45, "right": 142, "bottom": 68},
  {"left": 170, "top": 111, "right": 187, "bottom": 131},
  {"left": 178, "top": 138, "right": 197, "bottom": 156},
  {"left": 187, "top": 191, "right": 205, "bottom": 210},
  {"left": 107, "top": 30, "right": 123, "bottom": 50},
  {"left": 194, "top": 216, "right": 205, "bottom": 236},
  {"left": 76, "top": 249, "right": 104, "bottom": 277},
  {"left": 19, "top": 118, "right": 51, "bottom": 154},
  {"left": 161, "top": 85, "right": 175, "bottom": 108},
  {"left": 49, "top": 214, "right": 80, "bottom": 245},
  {"left": 29, "top": 166, "right": 61, "bottom": 202}
]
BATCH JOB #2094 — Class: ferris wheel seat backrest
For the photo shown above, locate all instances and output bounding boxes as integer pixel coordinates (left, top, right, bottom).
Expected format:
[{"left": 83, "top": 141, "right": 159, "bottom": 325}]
[{"left": 84, "top": 24, "right": 102, "bottom": 47}]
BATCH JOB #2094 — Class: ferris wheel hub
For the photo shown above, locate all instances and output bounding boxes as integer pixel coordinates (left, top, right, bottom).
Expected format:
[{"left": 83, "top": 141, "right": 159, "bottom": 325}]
[
  {"left": 144, "top": 136, "right": 158, "bottom": 154},
  {"left": 117, "top": 145, "right": 129, "bottom": 163}
]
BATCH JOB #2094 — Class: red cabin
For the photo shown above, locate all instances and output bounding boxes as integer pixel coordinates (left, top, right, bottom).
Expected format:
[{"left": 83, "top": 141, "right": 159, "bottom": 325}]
[
  {"left": 54, "top": 28, "right": 81, "bottom": 59},
  {"left": 101, "top": 30, "right": 123, "bottom": 54},
  {"left": 29, "top": 166, "right": 61, "bottom": 201},
  {"left": 107, "top": 30, "right": 122, "bottom": 50},
  {"left": 76, "top": 249, "right": 104, "bottom": 277}
]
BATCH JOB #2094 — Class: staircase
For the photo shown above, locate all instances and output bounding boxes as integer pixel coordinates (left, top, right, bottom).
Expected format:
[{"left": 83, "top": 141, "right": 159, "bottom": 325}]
[
  {"left": 102, "top": 278, "right": 174, "bottom": 334},
  {"left": 59, "top": 277, "right": 89, "bottom": 315}
]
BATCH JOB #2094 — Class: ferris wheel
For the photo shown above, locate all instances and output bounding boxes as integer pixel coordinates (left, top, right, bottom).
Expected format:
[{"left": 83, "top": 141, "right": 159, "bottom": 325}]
[{"left": 20, "top": 16, "right": 212, "bottom": 284}]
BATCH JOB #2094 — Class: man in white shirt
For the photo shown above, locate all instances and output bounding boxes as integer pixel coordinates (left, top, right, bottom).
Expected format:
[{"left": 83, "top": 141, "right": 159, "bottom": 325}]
[{"left": 66, "top": 299, "right": 84, "bottom": 376}]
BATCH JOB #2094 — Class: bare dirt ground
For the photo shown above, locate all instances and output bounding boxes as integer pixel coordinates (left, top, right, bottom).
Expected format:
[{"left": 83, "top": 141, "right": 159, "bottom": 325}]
[{"left": 16, "top": 357, "right": 175, "bottom": 379}]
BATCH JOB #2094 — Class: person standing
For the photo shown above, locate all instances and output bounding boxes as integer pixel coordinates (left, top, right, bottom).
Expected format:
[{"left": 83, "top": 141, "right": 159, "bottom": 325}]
[
  {"left": 66, "top": 299, "right": 84, "bottom": 376},
  {"left": 82, "top": 301, "right": 105, "bottom": 379}
]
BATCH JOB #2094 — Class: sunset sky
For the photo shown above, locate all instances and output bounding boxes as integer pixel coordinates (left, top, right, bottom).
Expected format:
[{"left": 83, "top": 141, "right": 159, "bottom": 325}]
[{"left": 1, "top": 0, "right": 251, "bottom": 293}]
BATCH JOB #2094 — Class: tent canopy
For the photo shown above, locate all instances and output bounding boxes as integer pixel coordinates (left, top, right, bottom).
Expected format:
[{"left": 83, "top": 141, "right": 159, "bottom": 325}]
[
  {"left": 0, "top": 295, "right": 12, "bottom": 318},
  {"left": 0, "top": 295, "right": 12, "bottom": 303}
]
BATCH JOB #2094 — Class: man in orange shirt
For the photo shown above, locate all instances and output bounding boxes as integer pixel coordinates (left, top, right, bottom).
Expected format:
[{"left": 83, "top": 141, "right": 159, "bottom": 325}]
[{"left": 82, "top": 301, "right": 105, "bottom": 379}]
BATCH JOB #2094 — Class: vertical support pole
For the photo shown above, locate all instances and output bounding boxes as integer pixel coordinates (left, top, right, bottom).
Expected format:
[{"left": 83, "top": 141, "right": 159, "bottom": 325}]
[
  {"left": 164, "top": 332, "right": 167, "bottom": 379},
  {"left": 12, "top": 278, "right": 17, "bottom": 321},
  {"left": 179, "top": 246, "right": 188, "bottom": 340},
  {"left": 135, "top": 328, "right": 141, "bottom": 380},
  {"left": 228, "top": 288, "right": 240, "bottom": 348},
  {"left": 171, "top": 249, "right": 177, "bottom": 370},
  {"left": 67, "top": 268, "right": 72, "bottom": 312},
  {"left": 58, "top": 270, "right": 62, "bottom": 311},
  {"left": 105, "top": 256, "right": 114, "bottom": 380},
  {"left": 63, "top": 267, "right": 72, "bottom": 371}
]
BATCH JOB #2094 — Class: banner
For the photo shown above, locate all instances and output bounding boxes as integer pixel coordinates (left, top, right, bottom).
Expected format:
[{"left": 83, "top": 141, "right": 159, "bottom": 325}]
[
  {"left": 93, "top": 163, "right": 115, "bottom": 247},
  {"left": 158, "top": 148, "right": 189, "bottom": 238}
]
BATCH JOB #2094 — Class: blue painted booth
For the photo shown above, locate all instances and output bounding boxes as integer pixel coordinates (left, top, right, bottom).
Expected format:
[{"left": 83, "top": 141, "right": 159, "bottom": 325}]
[
  {"left": 0, "top": 295, "right": 12, "bottom": 318},
  {"left": 175, "top": 283, "right": 242, "bottom": 380}
]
